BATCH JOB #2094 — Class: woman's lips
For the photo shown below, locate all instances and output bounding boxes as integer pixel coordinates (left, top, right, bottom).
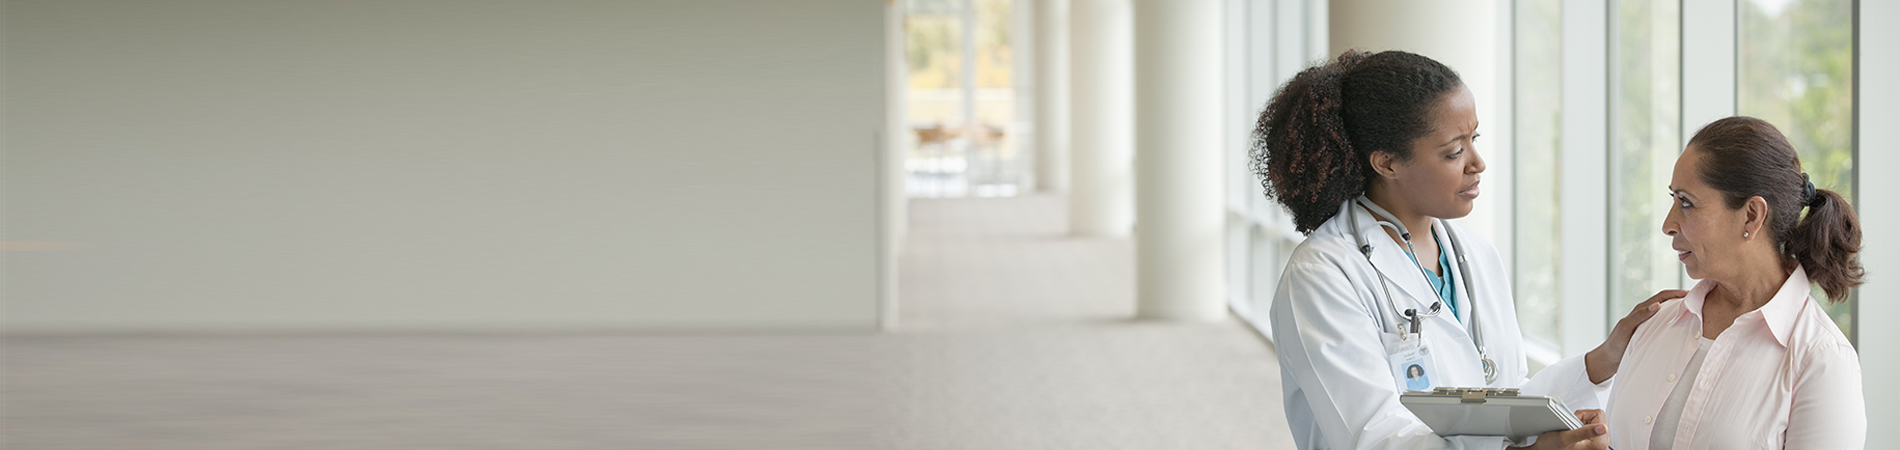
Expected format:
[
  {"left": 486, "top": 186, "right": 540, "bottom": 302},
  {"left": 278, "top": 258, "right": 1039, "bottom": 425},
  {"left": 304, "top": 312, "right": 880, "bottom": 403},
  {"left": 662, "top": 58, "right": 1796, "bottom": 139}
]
[
  {"left": 1677, "top": 250, "right": 1692, "bottom": 261},
  {"left": 1458, "top": 181, "right": 1481, "bottom": 199}
]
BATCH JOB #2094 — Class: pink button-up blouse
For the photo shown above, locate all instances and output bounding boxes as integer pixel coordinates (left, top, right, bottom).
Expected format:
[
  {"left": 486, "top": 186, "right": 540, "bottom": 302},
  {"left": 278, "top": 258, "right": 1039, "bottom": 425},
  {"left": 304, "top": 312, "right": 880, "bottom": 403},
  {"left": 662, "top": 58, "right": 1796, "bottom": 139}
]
[{"left": 1605, "top": 265, "right": 1865, "bottom": 449}]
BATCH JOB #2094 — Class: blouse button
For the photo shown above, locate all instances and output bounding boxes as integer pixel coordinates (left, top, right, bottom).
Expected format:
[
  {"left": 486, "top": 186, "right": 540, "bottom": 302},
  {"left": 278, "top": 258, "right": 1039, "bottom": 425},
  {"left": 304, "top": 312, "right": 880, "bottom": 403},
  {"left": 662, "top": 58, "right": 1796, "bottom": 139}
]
[
  {"left": 1668, "top": 373, "right": 1678, "bottom": 382},
  {"left": 1645, "top": 416, "right": 1654, "bottom": 424}
]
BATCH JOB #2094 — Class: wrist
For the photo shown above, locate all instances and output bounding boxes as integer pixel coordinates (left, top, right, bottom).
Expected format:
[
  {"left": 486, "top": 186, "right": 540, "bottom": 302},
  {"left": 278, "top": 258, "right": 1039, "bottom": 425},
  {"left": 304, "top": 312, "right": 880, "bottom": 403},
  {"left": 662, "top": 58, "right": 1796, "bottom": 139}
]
[{"left": 1585, "top": 346, "right": 1616, "bottom": 384}]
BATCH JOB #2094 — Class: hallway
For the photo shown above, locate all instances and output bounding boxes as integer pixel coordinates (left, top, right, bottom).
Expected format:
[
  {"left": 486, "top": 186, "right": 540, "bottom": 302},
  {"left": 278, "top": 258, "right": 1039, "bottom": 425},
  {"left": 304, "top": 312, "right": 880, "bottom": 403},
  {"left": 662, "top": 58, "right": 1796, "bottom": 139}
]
[
  {"left": 4, "top": 195, "right": 1296, "bottom": 449},
  {"left": 887, "top": 195, "right": 1295, "bottom": 448},
  {"left": 9, "top": 0, "right": 1896, "bottom": 446}
]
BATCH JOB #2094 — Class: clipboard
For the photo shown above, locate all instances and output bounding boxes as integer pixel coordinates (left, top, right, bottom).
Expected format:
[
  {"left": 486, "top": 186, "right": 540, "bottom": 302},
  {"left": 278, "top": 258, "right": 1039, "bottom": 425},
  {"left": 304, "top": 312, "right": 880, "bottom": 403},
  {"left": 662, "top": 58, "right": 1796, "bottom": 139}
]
[{"left": 1399, "top": 387, "right": 1583, "bottom": 441}]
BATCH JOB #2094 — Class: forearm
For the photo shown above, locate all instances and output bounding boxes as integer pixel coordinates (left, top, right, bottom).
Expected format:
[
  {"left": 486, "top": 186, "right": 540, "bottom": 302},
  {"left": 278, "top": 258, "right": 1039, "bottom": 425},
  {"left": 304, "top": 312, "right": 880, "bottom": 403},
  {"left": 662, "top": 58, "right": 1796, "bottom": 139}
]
[{"left": 1584, "top": 346, "right": 1616, "bottom": 385}]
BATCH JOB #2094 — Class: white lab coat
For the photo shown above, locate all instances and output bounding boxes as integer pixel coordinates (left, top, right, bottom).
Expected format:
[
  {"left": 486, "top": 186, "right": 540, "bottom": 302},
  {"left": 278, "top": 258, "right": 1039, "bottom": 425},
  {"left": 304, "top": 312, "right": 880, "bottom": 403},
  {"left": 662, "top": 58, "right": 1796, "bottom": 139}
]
[{"left": 1270, "top": 201, "right": 1609, "bottom": 450}]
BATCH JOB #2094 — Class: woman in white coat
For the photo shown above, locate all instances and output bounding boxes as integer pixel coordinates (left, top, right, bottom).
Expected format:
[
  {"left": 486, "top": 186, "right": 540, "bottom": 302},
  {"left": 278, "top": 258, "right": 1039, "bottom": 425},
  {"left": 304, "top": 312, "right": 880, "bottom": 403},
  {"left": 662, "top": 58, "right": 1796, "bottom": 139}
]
[{"left": 1252, "top": 50, "right": 1684, "bottom": 450}]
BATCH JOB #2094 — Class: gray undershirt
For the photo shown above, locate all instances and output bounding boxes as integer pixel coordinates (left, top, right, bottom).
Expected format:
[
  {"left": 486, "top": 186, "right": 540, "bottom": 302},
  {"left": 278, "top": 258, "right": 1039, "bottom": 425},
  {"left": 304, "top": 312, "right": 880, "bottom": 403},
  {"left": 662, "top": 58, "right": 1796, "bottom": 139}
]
[{"left": 1650, "top": 337, "right": 1715, "bottom": 450}]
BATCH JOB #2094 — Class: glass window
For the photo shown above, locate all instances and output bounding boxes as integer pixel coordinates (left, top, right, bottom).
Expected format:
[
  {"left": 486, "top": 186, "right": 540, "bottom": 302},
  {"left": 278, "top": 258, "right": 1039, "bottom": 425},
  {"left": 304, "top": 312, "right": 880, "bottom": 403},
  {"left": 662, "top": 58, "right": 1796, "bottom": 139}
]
[
  {"left": 1607, "top": 0, "right": 1681, "bottom": 325},
  {"left": 905, "top": 0, "right": 1026, "bottom": 198},
  {"left": 1738, "top": 0, "right": 1856, "bottom": 342},
  {"left": 1512, "top": 0, "right": 1563, "bottom": 352},
  {"left": 1224, "top": 0, "right": 1315, "bottom": 335}
]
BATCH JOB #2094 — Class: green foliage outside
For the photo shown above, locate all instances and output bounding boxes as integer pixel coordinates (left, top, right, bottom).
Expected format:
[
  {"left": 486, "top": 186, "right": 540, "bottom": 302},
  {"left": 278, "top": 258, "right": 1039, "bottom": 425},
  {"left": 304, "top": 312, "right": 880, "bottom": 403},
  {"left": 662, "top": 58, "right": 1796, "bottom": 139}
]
[
  {"left": 1524, "top": 0, "right": 1858, "bottom": 347},
  {"left": 907, "top": 0, "right": 1013, "bottom": 90},
  {"left": 1512, "top": 0, "right": 1564, "bottom": 352},
  {"left": 1607, "top": 0, "right": 1681, "bottom": 334},
  {"left": 1738, "top": 0, "right": 1856, "bottom": 341}
]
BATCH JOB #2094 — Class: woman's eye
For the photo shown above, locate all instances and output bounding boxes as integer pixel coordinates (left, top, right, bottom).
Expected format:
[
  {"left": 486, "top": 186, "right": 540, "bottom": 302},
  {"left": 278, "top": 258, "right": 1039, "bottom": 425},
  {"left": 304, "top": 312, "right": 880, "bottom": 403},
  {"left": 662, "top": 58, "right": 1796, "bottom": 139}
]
[{"left": 1668, "top": 193, "right": 1691, "bottom": 209}]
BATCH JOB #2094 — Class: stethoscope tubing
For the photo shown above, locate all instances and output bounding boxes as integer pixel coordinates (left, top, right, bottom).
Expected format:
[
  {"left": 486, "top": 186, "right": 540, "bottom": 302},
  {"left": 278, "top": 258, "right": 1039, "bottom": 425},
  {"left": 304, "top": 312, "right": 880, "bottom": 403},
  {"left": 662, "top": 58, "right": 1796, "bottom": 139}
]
[{"left": 1347, "top": 198, "right": 1496, "bottom": 383}]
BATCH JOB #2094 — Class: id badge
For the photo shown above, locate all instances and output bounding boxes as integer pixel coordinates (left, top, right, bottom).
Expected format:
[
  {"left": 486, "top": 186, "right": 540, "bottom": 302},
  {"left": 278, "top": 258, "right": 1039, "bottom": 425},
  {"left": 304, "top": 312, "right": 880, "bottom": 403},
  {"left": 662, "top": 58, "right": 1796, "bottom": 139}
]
[{"left": 1382, "top": 332, "right": 1439, "bottom": 392}]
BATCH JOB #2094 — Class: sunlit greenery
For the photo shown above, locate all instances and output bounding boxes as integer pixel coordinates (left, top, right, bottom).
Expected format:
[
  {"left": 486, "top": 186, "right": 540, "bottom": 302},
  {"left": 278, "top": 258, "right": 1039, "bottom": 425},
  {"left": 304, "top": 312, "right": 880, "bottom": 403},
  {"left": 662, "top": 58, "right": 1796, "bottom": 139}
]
[
  {"left": 1513, "top": 0, "right": 1563, "bottom": 352},
  {"left": 1739, "top": 0, "right": 1855, "bottom": 341},
  {"left": 903, "top": 0, "right": 1024, "bottom": 197},
  {"left": 1515, "top": 0, "right": 1856, "bottom": 347},
  {"left": 1607, "top": 0, "right": 1680, "bottom": 327},
  {"left": 906, "top": 0, "right": 1013, "bottom": 90}
]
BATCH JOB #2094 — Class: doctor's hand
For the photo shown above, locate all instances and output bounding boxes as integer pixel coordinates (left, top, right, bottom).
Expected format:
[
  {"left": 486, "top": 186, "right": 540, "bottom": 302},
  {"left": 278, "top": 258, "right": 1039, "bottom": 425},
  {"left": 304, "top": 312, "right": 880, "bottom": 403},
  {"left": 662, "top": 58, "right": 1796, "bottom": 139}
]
[
  {"left": 1585, "top": 289, "right": 1689, "bottom": 384},
  {"left": 1507, "top": 409, "right": 1609, "bottom": 450}
]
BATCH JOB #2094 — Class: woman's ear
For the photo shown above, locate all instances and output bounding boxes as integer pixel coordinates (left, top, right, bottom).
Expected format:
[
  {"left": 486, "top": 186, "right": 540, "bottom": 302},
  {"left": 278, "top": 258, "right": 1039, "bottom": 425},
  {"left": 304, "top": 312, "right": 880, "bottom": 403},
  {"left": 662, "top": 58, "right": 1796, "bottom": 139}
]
[
  {"left": 1368, "top": 151, "right": 1402, "bottom": 180},
  {"left": 1742, "top": 196, "right": 1769, "bottom": 239}
]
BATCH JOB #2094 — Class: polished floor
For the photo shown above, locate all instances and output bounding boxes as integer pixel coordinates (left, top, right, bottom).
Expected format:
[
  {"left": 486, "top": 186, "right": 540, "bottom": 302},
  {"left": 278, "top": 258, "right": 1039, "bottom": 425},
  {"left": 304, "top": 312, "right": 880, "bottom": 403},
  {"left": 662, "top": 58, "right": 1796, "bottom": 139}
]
[
  {"left": 888, "top": 195, "right": 1295, "bottom": 449},
  {"left": 4, "top": 194, "right": 1296, "bottom": 449}
]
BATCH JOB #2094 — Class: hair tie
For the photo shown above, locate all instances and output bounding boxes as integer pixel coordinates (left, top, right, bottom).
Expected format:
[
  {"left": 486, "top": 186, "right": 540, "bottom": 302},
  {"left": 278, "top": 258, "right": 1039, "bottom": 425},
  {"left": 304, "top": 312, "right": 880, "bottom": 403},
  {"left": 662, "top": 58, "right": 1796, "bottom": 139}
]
[{"left": 1801, "top": 173, "right": 1819, "bottom": 208}]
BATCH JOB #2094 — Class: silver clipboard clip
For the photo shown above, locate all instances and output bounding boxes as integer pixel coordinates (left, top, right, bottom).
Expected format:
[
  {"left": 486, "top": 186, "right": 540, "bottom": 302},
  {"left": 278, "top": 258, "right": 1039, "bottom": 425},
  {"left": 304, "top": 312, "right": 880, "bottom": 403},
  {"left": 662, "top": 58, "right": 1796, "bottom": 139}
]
[{"left": 1421, "top": 387, "right": 1521, "bottom": 404}]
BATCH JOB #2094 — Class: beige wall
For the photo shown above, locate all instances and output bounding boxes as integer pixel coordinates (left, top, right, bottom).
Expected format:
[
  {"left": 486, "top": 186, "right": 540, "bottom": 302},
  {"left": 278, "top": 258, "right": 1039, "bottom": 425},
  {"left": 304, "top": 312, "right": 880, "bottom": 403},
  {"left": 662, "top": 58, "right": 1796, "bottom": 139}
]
[{"left": 3, "top": 0, "right": 886, "bottom": 333}]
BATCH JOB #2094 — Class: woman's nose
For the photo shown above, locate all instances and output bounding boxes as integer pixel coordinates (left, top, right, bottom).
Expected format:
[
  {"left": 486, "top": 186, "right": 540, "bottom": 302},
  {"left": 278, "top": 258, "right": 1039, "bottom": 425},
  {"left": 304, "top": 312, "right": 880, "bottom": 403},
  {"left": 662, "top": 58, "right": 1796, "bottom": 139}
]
[{"left": 1468, "top": 146, "right": 1487, "bottom": 173}]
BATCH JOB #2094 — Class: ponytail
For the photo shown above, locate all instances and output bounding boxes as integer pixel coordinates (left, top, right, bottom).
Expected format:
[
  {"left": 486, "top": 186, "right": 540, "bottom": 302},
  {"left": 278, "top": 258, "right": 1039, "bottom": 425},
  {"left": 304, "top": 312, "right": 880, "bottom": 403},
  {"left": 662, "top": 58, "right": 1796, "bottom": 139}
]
[
  {"left": 1788, "top": 188, "right": 1864, "bottom": 302},
  {"left": 1253, "top": 51, "right": 1365, "bottom": 234},
  {"left": 1252, "top": 50, "right": 1463, "bottom": 234},
  {"left": 1689, "top": 116, "right": 1864, "bottom": 302}
]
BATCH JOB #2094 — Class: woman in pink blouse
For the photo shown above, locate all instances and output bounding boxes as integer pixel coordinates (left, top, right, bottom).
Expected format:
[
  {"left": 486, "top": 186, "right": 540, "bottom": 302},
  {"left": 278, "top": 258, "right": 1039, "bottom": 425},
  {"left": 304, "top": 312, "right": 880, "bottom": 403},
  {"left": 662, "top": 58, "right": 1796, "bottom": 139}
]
[{"left": 1605, "top": 116, "right": 1866, "bottom": 449}]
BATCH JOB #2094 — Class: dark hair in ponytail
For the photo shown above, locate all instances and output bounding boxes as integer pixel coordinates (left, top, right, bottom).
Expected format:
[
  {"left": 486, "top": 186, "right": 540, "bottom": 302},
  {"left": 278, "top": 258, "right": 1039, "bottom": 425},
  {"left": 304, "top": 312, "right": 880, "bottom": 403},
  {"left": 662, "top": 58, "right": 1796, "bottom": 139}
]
[
  {"left": 1688, "top": 116, "right": 1864, "bottom": 302},
  {"left": 1251, "top": 50, "right": 1464, "bottom": 234}
]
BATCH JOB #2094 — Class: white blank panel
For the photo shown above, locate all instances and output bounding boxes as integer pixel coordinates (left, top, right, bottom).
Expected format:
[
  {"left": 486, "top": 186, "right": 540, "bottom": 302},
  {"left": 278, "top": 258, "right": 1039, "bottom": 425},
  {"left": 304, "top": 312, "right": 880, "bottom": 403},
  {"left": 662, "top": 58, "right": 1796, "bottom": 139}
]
[
  {"left": 1855, "top": 0, "right": 1898, "bottom": 442},
  {"left": 4, "top": 0, "right": 885, "bottom": 333},
  {"left": 1680, "top": 0, "right": 1738, "bottom": 146},
  {"left": 1558, "top": 0, "right": 1609, "bottom": 355}
]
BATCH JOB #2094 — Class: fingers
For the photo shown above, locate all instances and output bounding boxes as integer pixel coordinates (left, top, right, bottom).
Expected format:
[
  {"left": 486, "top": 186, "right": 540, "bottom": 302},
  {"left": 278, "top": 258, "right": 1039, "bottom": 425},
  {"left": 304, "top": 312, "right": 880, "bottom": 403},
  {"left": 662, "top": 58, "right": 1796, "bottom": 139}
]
[
  {"left": 1550, "top": 423, "right": 1608, "bottom": 448},
  {"left": 1620, "top": 289, "right": 1689, "bottom": 325},
  {"left": 1622, "top": 303, "right": 1659, "bottom": 322},
  {"left": 1564, "top": 410, "right": 1610, "bottom": 450},
  {"left": 1643, "top": 289, "right": 1689, "bottom": 309},
  {"left": 1615, "top": 304, "right": 1660, "bottom": 333}
]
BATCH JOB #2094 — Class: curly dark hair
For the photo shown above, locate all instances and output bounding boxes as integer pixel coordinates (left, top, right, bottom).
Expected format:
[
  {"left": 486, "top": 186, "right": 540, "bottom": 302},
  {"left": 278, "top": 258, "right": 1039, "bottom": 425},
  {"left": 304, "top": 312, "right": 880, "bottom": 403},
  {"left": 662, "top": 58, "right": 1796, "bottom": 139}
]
[{"left": 1250, "top": 50, "right": 1464, "bottom": 234}]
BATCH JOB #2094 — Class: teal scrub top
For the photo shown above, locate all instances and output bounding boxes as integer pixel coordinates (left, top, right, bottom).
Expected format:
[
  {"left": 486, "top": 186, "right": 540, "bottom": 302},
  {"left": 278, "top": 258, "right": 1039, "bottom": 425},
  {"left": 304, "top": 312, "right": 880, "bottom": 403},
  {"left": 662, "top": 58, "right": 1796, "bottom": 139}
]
[{"left": 1401, "top": 230, "right": 1459, "bottom": 321}]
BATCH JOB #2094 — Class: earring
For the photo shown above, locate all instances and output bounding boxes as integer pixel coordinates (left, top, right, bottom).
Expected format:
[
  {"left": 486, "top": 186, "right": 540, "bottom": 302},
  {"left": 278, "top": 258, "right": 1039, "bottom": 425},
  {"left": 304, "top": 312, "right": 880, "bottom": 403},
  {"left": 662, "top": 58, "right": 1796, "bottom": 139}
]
[{"left": 1743, "top": 232, "right": 1750, "bottom": 238}]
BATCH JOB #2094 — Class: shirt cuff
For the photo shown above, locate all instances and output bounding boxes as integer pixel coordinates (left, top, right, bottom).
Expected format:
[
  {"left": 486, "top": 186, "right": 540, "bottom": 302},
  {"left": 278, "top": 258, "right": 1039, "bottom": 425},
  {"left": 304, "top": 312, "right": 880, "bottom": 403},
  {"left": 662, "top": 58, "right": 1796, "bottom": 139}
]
[{"left": 1523, "top": 353, "right": 1612, "bottom": 411}]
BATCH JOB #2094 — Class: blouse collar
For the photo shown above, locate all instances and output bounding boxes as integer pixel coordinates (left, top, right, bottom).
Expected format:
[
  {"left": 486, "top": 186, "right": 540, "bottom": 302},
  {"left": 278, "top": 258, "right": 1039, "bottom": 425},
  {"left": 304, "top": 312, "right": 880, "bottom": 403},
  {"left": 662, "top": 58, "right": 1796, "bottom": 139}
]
[{"left": 1678, "top": 265, "right": 1812, "bottom": 347}]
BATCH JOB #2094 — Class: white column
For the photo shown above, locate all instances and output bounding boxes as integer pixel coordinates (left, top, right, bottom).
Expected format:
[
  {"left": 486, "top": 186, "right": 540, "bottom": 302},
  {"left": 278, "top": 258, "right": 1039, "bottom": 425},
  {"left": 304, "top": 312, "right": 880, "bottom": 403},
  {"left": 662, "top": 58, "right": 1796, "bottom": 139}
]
[
  {"left": 1133, "top": 0, "right": 1225, "bottom": 321},
  {"left": 1275, "top": 0, "right": 1314, "bottom": 82},
  {"left": 1013, "top": 0, "right": 1036, "bottom": 192},
  {"left": 1680, "top": 0, "right": 1736, "bottom": 141},
  {"left": 1035, "top": 0, "right": 1072, "bottom": 192},
  {"left": 1069, "top": 0, "right": 1134, "bottom": 237},
  {"left": 1856, "top": 0, "right": 1899, "bottom": 442},
  {"left": 1680, "top": 0, "right": 1736, "bottom": 290},
  {"left": 1556, "top": 0, "right": 1610, "bottom": 356},
  {"left": 960, "top": 0, "right": 978, "bottom": 130},
  {"left": 881, "top": 0, "right": 909, "bottom": 330}
]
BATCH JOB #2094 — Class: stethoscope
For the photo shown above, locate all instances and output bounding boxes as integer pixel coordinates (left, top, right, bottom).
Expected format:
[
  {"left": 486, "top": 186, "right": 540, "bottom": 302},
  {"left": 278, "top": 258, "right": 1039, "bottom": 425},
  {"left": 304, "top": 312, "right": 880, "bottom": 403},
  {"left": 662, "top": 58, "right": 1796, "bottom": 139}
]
[{"left": 1347, "top": 197, "right": 1498, "bottom": 384}]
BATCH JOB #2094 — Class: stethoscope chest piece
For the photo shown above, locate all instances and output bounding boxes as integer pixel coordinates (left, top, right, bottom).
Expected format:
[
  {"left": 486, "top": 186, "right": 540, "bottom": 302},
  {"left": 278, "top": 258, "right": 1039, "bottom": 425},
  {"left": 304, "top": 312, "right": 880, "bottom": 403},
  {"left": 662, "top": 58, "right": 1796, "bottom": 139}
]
[{"left": 1480, "top": 357, "right": 1498, "bottom": 384}]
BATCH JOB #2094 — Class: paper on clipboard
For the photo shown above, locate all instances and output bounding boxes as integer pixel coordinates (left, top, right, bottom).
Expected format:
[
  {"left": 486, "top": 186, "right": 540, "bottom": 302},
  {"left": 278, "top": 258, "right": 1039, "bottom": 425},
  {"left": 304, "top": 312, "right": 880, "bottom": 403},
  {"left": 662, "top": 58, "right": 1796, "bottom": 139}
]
[{"left": 1399, "top": 388, "right": 1583, "bottom": 441}]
